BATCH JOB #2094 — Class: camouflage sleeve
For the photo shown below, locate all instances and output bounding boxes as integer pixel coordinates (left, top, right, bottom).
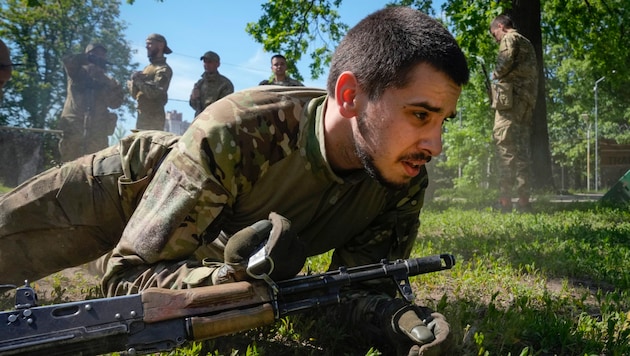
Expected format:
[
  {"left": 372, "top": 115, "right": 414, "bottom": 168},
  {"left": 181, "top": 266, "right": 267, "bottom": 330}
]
[
  {"left": 135, "top": 66, "right": 172, "bottom": 101},
  {"left": 493, "top": 32, "right": 519, "bottom": 80},
  {"left": 220, "top": 80, "right": 234, "bottom": 99},
  {"left": 103, "top": 99, "right": 241, "bottom": 294},
  {"left": 189, "top": 80, "right": 202, "bottom": 112}
]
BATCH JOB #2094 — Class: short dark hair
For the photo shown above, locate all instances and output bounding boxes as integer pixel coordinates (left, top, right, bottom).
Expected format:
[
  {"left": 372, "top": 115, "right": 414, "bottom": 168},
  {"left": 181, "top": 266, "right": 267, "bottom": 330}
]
[
  {"left": 271, "top": 54, "right": 287, "bottom": 63},
  {"left": 491, "top": 14, "right": 514, "bottom": 30},
  {"left": 327, "top": 6, "right": 469, "bottom": 100}
]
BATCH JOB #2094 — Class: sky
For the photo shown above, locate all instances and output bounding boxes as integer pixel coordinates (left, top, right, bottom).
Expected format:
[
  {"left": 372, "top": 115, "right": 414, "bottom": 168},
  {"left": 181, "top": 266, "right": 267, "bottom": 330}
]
[{"left": 117, "top": 0, "right": 399, "bottom": 132}]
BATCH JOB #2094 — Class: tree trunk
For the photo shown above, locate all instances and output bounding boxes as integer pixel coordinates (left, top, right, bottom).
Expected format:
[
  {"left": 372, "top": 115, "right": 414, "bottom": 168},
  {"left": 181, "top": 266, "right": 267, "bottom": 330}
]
[{"left": 510, "top": 0, "right": 555, "bottom": 192}]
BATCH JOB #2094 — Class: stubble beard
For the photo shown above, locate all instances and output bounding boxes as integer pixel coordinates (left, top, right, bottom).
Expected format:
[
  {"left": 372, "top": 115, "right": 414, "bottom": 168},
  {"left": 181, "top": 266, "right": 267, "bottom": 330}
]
[{"left": 355, "top": 111, "right": 409, "bottom": 191}]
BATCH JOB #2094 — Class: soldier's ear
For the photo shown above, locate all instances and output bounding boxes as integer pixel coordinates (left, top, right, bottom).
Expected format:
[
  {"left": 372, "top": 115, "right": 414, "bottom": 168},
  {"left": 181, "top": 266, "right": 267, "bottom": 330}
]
[{"left": 335, "top": 71, "right": 359, "bottom": 118}]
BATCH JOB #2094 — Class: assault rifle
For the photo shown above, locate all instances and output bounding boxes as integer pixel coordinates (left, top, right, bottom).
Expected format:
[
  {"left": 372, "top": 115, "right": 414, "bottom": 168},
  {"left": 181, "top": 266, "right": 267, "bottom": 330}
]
[{"left": 0, "top": 254, "right": 455, "bottom": 356}]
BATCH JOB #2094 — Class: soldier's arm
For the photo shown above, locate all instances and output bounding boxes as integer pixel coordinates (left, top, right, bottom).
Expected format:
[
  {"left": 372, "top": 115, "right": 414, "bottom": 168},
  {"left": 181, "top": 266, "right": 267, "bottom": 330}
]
[
  {"left": 189, "top": 80, "right": 202, "bottom": 111},
  {"left": 135, "top": 66, "right": 172, "bottom": 99},
  {"left": 103, "top": 111, "right": 240, "bottom": 296},
  {"left": 62, "top": 53, "right": 89, "bottom": 79},
  {"left": 493, "top": 34, "right": 519, "bottom": 80},
  {"left": 217, "top": 80, "right": 235, "bottom": 101},
  {"left": 319, "top": 170, "right": 428, "bottom": 347}
]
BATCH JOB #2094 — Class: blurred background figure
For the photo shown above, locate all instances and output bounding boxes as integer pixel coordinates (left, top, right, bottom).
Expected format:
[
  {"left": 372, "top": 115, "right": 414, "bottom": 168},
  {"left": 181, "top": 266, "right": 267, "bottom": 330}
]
[
  {"left": 258, "top": 54, "right": 303, "bottom": 87},
  {"left": 128, "top": 33, "right": 173, "bottom": 130},
  {"left": 189, "top": 50, "right": 234, "bottom": 117},
  {"left": 489, "top": 14, "right": 538, "bottom": 213},
  {"left": 58, "top": 43, "right": 124, "bottom": 162}
]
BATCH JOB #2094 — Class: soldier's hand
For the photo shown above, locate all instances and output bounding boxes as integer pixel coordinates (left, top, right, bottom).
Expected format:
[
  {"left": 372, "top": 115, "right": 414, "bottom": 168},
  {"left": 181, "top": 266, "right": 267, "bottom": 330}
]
[
  {"left": 130, "top": 71, "right": 145, "bottom": 81},
  {"left": 404, "top": 309, "right": 450, "bottom": 356},
  {"left": 184, "top": 212, "right": 307, "bottom": 287},
  {"left": 224, "top": 212, "right": 306, "bottom": 281},
  {"left": 382, "top": 301, "right": 451, "bottom": 356}
]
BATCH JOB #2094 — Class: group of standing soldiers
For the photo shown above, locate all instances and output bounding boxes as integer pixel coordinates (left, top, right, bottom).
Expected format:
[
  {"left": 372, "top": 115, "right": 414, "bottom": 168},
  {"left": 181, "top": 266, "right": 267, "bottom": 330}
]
[{"left": 58, "top": 33, "right": 304, "bottom": 163}]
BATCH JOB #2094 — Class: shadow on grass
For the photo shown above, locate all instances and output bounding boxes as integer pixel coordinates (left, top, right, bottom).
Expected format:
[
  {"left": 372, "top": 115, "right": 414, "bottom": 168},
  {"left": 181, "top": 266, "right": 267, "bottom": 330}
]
[{"left": 420, "top": 200, "right": 630, "bottom": 291}]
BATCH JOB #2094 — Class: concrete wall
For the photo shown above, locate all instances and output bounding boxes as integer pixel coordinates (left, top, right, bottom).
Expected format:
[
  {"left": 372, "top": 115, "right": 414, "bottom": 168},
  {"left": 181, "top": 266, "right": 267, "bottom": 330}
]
[{"left": 0, "top": 129, "right": 46, "bottom": 188}]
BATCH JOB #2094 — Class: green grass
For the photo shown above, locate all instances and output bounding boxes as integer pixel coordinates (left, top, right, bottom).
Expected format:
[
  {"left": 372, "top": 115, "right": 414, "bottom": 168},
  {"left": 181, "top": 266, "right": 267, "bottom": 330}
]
[
  {"left": 3, "top": 198, "right": 630, "bottom": 355},
  {"left": 0, "top": 183, "right": 11, "bottom": 194}
]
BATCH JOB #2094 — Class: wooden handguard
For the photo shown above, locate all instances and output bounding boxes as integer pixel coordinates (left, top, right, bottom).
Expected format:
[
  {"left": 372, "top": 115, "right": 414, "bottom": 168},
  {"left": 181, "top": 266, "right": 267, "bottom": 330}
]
[
  {"left": 141, "top": 281, "right": 273, "bottom": 323},
  {"left": 189, "top": 303, "right": 276, "bottom": 340}
]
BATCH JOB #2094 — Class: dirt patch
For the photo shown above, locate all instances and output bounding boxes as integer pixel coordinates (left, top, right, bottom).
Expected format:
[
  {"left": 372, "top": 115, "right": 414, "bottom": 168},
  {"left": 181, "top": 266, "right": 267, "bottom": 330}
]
[{"left": 1, "top": 265, "right": 101, "bottom": 310}]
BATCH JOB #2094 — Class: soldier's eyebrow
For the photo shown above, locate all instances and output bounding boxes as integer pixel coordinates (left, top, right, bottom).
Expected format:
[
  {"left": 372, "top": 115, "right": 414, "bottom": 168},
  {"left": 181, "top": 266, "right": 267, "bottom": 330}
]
[{"left": 408, "top": 101, "right": 457, "bottom": 119}]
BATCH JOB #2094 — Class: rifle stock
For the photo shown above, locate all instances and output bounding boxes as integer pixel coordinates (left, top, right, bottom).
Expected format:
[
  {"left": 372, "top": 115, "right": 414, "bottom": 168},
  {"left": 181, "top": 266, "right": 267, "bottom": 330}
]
[{"left": 0, "top": 254, "right": 455, "bottom": 355}]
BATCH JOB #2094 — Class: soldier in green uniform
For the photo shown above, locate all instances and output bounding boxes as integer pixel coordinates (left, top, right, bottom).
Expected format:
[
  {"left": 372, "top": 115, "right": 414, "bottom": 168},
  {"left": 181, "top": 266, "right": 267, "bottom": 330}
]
[
  {"left": 0, "top": 7, "right": 469, "bottom": 355},
  {"left": 489, "top": 14, "right": 538, "bottom": 212},
  {"left": 258, "top": 54, "right": 304, "bottom": 86},
  {"left": 0, "top": 39, "right": 13, "bottom": 101},
  {"left": 58, "top": 44, "right": 124, "bottom": 162},
  {"left": 189, "top": 51, "right": 234, "bottom": 117},
  {"left": 128, "top": 33, "right": 173, "bottom": 130}
]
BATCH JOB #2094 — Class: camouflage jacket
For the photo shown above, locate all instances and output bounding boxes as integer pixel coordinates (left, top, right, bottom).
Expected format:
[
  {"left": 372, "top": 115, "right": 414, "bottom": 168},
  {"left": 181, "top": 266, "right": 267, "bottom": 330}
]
[
  {"left": 61, "top": 53, "right": 123, "bottom": 126},
  {"left": 493, "top": 29, "right": 538, "bottom": 103},
  {"left": 104, "top": 86, "right": 427, "bottom": 296},
  {"left": 189, "top": 71, "right": 234, "bottom": 117},
  {"left": 129, "top": 56, "right": 172, "bottom": 108}
]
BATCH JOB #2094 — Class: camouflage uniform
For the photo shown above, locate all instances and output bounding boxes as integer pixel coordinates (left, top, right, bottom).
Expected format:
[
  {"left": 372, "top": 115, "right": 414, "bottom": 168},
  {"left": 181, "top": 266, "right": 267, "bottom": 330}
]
[
  {"left": 102, "top": 86, "right": 426, "bottom": 302},
  {"left": 189, "top": 71, "right": 234, "bottom": 117},
  {"left": 58, "top": 53, "right": 124, "bottom": 162},
  {"left": 492, "top": 28, "right": 538, "bottom": 202},
  {"left": 0, "top": 130, "right": 179, "bottom": 285},
  {"left": 129, "top": 56, "right": 172, "bottom": 130},
  {"left": 258, "top": 77, "right": 304, "bottom": 87},
  {"left": 1, "top": 85, "right": 428, "bottom": 342}
]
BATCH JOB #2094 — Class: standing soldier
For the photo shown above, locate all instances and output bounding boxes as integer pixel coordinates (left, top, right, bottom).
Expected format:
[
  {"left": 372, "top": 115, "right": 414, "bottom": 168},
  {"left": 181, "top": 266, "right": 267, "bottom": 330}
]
[
  {"left": 58, "top": 43, "right": 124, "bottom": 162},
  {"left": 189, "top": 51, "right": 234, "bottom": 117},
  {"left": 258, "top": 54, "right": 304, "bottom": 86},
  {"left": 129, "top": 33, "right": 173, "bottom": 130},
  {"left": 489, "top": 14, "right": 538, "bottom": 213}
]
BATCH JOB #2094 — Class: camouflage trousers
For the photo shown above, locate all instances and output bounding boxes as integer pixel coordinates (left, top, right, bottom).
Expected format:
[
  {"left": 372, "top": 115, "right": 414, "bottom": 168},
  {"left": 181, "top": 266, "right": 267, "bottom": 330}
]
[
  {"left": 0, "top": 145, "right": 126, "bottom": 286},
  {"left": 0, "top": 130, "right": 178, "bottom": 286},
  {"left": 135, "top": 106, "right": 166, "bottom": 131},
  {"left": 493, "top": 121, "right": 533, "bottom": 200}
]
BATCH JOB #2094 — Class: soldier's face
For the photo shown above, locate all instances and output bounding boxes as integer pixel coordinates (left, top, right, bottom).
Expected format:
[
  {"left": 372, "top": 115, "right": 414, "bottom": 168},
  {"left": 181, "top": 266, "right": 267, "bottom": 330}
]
[
  {"left": 271, "top": 58, "right": 287, "bottom": 76},
  {"left": 145, "top": 40, "right": 162, "bottom": 57},
  {"left": 352, "top": 63, "right": 461, "bottom": 189},
  {"left": 89, "top": 47, "right": 107, "bottom": 61},
  {"left": 490, "top": 25, "right": 504, "bottom": 43},
  {"left": 203, "top": 59, "right": 219, "bottom": 73}
]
